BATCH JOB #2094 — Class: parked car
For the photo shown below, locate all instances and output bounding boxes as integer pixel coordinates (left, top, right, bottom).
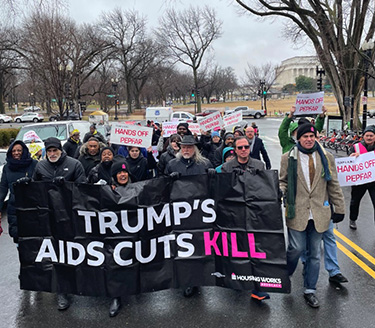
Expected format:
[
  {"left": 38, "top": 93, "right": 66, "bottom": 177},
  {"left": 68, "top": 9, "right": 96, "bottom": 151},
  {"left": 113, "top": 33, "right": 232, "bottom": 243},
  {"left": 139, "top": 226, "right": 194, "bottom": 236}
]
[
  {"left": 23, "top": 106, "right": 41, "bottom": 112},
  {"left": 367, "top": 110, "right": 375, "bottom": 118},
  {"left": 14, "top": 112, "right": 44, "bottom": 123},
  {"left": 195, "top": 109, "right": 221, "bottom": 117},
  {"left": 0, "top": 114, "right": 12, "bottom": 123},
  {"left": 49, "top": 110, "right": 80, "bottom": 121},
  {"left": 170, "top": 111, "right": 196, "bottom": 122},
  {"left": 224, "top": 106, "right": 266, "bottom": 119},
  {"left": 16, "top": 121, "right": 91, "bottom": 147}
]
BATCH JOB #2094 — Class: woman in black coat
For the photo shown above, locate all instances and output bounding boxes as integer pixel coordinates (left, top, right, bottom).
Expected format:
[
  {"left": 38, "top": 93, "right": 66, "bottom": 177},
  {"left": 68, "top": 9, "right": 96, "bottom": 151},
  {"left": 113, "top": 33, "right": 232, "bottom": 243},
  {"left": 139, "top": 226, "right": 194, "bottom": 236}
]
[
  {"left": 157, "top": 134, "right": 181, "bottom": 176},
  {"left": 0, "top": 141, "right": 37, "bottom": 243},
  {"left": 125, "top": 146, "right": 156, "bottom": 181},
  {"left": 87, "top": 147, "right": 115, "bottom": 184}
]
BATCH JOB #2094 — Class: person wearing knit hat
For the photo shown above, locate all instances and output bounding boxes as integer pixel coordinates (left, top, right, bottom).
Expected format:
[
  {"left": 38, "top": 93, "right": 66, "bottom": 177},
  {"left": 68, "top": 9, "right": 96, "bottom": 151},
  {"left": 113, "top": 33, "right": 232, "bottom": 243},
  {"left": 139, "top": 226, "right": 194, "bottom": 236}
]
[
  {"left": 111, "top": 157, "right": 130, "bottom": 186},
  {"left": 87, "top": 146, "right": 115, "bottom": 184},
  {"left": 278, "top": 105, "right": 327, "bottom": 154},
  {"left": 348, "top": 124, "right": 375, "bottom": 230},
  {"left": 297, "top": 123, "right": 317, "bottom": 140},
  {"left": 212, "top": 132, "right": 235, "bottom": 167},
  {"left": 280, "top": 117, "right": 345, "bottom": 308},
  {"left": 63, "top": 129, "right": 82, "bottom": 158},
  {"left": 215, "top": 147, "right": 235, "bottom": 173}
]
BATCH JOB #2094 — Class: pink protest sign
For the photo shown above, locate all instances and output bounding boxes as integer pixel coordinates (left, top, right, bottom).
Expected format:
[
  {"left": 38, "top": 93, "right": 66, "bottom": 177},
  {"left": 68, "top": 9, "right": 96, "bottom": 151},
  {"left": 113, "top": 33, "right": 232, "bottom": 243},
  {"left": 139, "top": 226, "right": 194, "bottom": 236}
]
[{"left": 198, "top": 112, "right": 223, "bottom": 132}]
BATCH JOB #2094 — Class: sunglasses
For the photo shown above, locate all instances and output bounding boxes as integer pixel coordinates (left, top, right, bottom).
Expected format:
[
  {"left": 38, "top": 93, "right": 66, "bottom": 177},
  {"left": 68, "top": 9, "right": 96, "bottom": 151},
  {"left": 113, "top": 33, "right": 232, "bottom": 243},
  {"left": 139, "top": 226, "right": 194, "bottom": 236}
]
[{"left": 237, "top": 145, "right": 250, "bottom": 150}]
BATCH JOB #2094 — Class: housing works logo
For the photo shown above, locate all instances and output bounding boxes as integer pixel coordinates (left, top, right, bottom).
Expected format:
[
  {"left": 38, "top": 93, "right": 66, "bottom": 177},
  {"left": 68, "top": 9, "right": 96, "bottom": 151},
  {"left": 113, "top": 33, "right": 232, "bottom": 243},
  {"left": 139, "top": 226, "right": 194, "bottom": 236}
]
[
  {"left": 231, "top": 272, "right": 282, "bottom": 288},
  {"left": 211, "top": 272, "right": 225, "bottom": 278}
]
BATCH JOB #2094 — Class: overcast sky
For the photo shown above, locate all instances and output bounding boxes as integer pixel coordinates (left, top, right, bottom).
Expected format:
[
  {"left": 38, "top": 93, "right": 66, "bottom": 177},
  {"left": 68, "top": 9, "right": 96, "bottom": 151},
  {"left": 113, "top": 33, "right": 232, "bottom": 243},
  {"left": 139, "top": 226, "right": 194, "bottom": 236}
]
[{"left": 67, "top": 0, "right": 314, "bottom": 79}]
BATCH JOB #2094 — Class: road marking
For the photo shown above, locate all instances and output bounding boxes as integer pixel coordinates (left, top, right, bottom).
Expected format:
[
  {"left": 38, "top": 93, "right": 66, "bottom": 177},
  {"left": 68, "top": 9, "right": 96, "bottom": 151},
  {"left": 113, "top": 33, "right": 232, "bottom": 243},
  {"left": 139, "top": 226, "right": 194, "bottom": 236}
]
[
  {"left": 334, "top": 229, "right": 375, "bottom": 266},
  {"left": 262, "top": 136, "right": 280, "bottom": 144},
  {"left": 336, "top": 241, "right": 375, "bottom": 279}
]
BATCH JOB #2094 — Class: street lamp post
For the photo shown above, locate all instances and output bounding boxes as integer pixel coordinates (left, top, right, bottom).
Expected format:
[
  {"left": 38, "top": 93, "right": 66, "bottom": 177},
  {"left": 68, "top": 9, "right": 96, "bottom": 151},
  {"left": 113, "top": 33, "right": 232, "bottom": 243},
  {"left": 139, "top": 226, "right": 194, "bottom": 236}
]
[
  {"left": 361, "top": 39, "right": 374, "bottom": 130},
  {"left": 111, "top": 78, "right": 119, "bottom": 120}
]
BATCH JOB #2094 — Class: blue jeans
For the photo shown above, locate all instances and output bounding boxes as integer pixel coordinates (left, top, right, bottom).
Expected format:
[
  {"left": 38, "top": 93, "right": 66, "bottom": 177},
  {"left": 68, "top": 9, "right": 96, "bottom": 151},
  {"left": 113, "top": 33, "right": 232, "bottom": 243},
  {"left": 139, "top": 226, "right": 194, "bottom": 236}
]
[
  {"left": 287, "top": 220, "right": 323, "bottom": 293},
  {"left": 323, "top": 220, "right": 340, "bottom": 277},
  {"left": 300, "top": 220, "right": 341, "bottom": 277}
]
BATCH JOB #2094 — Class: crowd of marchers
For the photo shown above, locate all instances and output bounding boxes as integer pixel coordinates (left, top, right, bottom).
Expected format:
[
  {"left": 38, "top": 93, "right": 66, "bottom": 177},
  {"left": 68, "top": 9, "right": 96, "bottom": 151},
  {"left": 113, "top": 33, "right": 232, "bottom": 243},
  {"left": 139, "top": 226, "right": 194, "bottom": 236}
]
[{"left": 0, "top": 108, "right": 375, "bottom": 316}]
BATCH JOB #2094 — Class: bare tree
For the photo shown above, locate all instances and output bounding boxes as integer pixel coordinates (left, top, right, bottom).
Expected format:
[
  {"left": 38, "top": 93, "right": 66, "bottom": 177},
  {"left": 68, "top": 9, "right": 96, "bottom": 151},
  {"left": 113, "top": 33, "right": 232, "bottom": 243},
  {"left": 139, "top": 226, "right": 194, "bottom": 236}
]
[
  {"left": 155, "top": 5, "right": 223, "bottom": 113},
  {"left": 235, "top": 0, "right": 375, "bottom": 128},
  {"left": 243, "top": 62, "right": 283, "bottom": 94},
  {"left": 100, "top": 8, "right": 158, "bottom": 114}
]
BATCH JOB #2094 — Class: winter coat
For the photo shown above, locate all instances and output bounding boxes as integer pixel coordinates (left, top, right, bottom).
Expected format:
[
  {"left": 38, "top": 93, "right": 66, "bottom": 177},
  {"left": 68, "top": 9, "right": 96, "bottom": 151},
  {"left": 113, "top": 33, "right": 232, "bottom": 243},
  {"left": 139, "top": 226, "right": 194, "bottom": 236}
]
[
  {"left": 157, "top": 145, "right": 178, "bottom": 176},
  {"left": 125, "top": 152, "right": 157, "bottom": 182},
  {"left": 33, "top": 151, "right": 86, "bottom": 183},
  {"left": 0, "top": 141, "right": 37, "bottom": 241},
  {"left": 221, "top": 156, "right": 264, "bottom": 173},
  {"left": 248, "top": 137, "right": 272, "bottom": 170},
  {"left": 166, "top": 156, "right": 213, "bottom": 176},
  {"left": 63, "top": 137, "right": 82, "bottom": 158},
  {"left": 78, "top": 141, "right": 106, "bottom": 176},
  {"left": 87, "top": 161, "right": 113, "bottom": 184}
]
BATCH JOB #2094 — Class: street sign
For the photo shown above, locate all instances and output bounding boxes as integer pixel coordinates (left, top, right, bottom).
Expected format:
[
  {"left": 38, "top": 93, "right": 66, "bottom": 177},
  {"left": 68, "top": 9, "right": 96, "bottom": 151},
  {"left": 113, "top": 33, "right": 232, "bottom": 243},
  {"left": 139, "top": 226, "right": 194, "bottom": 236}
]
[
  {"left": 362, "top": 96, "right": 368, "bottom": 105},
  {"left": 107, "top": 95, "right": 115, "bottom": 98}
]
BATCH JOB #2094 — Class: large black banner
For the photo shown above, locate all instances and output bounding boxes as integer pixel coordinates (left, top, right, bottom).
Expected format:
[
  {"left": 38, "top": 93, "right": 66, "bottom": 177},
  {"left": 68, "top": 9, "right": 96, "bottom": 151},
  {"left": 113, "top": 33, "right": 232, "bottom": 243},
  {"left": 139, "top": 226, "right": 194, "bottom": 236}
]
[{"left": 15, "top": 171, "right": 291, "bottom": 297}]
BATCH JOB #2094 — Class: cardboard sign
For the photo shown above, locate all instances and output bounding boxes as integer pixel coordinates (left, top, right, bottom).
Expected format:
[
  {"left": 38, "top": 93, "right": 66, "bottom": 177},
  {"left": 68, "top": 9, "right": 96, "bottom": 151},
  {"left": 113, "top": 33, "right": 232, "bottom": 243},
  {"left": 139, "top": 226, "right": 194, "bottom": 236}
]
[
  {"left": 223, "top": 111, "right": 243, "bottom": 127},
  {"left": 162, "top": 122, "right": 178, "bottom": 137},
  {"left": 295, "top": 92, "right": 324, "bottom": 115},
  {"left": 335, "top": 152, "right": 375, "bottom": 186},
  {"left": 198, "top": 112, "right": 223, "bottom": 132},
  {"left": 110, "top": 123, "right": 153, "bottom": 148}
]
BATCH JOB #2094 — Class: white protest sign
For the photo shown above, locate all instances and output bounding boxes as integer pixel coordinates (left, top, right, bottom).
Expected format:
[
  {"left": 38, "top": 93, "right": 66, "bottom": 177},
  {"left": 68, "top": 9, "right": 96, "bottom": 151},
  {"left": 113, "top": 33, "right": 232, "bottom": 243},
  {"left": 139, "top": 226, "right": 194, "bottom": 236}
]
[
  {"left": 198, "top": 111, "right": 223, "bottom": 132},
  {"left": 188, "top": 123, "right": 201, "bottom": 136},
  {"left": 110, "top": 123, "right": 153, "bottom": 148},
  {"left": 223, "top": 111, "right": 243, "bottom": 127},
  {"left": 162, "top": 122, "right": 178, "bottom": 137},
  {"left": 23, "top": 130, "right": 42, "bottom": 143},
  {"left": 335, "top": 151, "right": 375, "bottom": 186},
  {"left": 152, "top": 145, "right": 159, "bottom": 162},
  {"left": 295, "top": 92, "right": 324, "bottom": 115}
]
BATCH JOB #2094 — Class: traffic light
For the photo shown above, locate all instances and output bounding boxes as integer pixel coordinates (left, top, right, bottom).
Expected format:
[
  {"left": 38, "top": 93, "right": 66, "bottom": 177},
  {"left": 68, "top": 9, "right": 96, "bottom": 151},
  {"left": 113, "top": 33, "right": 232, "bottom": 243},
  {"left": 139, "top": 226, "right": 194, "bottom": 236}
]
[
  {"left": 191, "top": 89, "right": 195, "bottom": 97},
  {"left": 263, "top": 90, "right": 267, "bottom": 95}
]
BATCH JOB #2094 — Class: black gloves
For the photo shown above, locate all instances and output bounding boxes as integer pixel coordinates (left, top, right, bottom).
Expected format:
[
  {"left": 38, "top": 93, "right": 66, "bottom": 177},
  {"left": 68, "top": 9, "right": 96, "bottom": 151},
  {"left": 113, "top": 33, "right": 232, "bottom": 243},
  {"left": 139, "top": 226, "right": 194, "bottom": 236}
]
[
  {"left": 52, "top": 176, "right": 65, "bottom": 185},
  {"left": 332, "top": 213, "right": 345, "bottom": 223},
  {"left": 16, "top": 177, "right": 31, "bottom": 185},
  {"left": 169, "top": 172, "right": 181, "bottom": 180},
  {"left": 207, "top": 168, "right": 216, "bottom": 178}
]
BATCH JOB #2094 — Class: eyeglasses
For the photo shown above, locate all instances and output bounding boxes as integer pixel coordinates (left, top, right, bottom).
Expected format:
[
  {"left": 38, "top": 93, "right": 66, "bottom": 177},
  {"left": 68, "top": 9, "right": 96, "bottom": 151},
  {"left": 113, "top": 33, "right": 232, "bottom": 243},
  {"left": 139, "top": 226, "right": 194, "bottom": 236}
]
[{"left": 237, "top": 145, "right": 250, "bottom": 150}]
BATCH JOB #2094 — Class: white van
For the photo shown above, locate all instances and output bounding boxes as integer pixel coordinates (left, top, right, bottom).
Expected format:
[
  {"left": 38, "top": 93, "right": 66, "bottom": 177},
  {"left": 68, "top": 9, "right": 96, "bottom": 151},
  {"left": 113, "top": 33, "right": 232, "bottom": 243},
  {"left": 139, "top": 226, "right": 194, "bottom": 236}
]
[
  {"left": 145, "top": 107, "right": 173, "bottom": 123},
  {"left": 170, "top": 111, "right": 196, "bottom": 122}
]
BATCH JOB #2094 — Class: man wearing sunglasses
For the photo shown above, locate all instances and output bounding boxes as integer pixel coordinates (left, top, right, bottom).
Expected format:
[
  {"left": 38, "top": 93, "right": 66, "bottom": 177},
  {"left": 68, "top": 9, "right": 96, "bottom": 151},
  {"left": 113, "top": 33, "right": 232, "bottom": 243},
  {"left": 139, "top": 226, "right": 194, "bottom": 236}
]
[{"left": 221, "top": 136, "right": 264, "bottom": 173}]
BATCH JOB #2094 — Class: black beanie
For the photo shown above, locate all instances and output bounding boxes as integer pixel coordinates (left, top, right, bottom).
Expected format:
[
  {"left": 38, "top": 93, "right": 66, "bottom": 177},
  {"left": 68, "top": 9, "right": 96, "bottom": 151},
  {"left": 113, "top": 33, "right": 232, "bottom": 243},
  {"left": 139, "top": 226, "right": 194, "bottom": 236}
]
[
  {"left": 177, "top": 122, "right": 189, "bottom": 130},
  {"left": 44, "top": 137, "right": 62, "bottom": 150},
  {"left": 100, "top": 146, "right": 115, "bottom": 159},
  {"left": 363, "top": 125, "right": 375, "bottom": 135},
  {"left": 297, "top": 123, "right": 317, "bottom": 140},
  {"left": 111, "top": 158, "right": 129, "bottom": 178}
]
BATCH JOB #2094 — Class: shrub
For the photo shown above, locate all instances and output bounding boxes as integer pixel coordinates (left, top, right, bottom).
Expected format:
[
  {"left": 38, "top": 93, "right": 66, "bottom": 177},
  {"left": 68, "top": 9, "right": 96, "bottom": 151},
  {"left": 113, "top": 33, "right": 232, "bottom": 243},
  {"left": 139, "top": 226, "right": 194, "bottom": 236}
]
[{"left": 0, "top": 128, "right": 20, "bottom": 148}]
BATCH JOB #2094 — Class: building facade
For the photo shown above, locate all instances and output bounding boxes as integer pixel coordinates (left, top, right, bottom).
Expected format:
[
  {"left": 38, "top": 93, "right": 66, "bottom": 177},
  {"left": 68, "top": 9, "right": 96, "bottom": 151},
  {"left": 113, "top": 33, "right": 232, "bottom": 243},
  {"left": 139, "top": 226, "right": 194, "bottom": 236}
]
[{"left": 274, "top": 56, "right": 320, "bottom": 89}]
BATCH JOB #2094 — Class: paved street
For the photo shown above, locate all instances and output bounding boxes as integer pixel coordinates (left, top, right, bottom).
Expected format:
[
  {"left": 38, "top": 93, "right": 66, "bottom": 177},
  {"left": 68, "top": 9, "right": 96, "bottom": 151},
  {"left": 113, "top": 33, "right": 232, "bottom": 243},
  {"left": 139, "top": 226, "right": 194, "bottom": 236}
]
[{"left": 1, "top": 117, "right": 375, "bottom": 327}]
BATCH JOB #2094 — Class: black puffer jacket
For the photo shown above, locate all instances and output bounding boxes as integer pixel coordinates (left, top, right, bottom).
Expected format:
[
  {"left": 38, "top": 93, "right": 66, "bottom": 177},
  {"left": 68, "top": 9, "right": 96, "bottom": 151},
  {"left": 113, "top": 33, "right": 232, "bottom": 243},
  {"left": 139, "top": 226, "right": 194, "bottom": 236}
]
[
  {"left": 0, "top": 141, "right": 37, "bottom": 241},
  {"left": 157, "top": 145, "right": 178, "bottom": 176},
  {"left": 125, "top": 152, "right": 156, "bottom": 182},
  {"left": 33, "top": 151, "right": 86, "bottom": 182},
  {"left": 63, "top": 137, "right": 82, "bottom": 158},
  {"left": 87, "top": 161, "right": 113, "bottom": 184},
  {"left": 166, "top": 156, "right": 213, "bottom": 176}
]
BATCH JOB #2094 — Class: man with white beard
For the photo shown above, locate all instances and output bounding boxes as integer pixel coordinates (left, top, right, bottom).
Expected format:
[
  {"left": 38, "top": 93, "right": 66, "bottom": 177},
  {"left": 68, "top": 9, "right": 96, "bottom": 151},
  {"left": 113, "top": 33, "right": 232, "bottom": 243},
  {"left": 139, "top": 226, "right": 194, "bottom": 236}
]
[{"left": 32, "top": 137, "right": 85, "bottom": 310}]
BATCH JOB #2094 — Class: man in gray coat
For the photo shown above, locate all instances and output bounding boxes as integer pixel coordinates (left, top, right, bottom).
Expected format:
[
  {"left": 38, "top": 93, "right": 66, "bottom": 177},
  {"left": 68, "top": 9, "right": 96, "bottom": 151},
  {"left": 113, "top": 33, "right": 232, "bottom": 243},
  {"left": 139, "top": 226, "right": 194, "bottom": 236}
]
[
  {"left": 222, "top": 136, "right": 264, "bottom": 173},
  {"left": 280, "top": 123, "right": 345, "bottom": 308}
]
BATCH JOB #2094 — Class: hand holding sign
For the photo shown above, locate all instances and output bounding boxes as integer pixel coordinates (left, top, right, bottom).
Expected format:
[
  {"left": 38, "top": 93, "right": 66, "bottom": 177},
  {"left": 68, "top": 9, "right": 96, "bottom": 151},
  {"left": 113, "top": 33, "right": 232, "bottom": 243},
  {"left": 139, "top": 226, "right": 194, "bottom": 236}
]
[{"left": 295, "top": 92, "right": 324, "bottom": 116}]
